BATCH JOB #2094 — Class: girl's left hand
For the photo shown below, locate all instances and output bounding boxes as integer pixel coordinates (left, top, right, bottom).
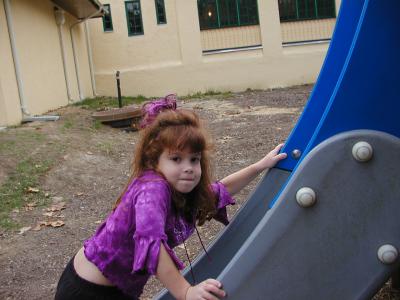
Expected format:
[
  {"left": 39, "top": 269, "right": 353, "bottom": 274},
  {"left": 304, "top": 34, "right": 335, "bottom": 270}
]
[{"left": 254, "top": 143, "right": 287, "bottom": 171}]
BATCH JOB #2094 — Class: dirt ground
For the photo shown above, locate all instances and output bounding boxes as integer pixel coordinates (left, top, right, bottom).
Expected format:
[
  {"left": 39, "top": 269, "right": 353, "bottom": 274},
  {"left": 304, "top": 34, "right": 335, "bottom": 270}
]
[{"left": 0, "top": 86, "right": 398, "bottom": 300}]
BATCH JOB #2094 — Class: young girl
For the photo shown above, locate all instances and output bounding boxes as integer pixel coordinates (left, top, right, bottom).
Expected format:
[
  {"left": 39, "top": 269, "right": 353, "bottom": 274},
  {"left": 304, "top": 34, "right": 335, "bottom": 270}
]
[{"left": 55, "top": 96, "right": 287, "bottom": 300}]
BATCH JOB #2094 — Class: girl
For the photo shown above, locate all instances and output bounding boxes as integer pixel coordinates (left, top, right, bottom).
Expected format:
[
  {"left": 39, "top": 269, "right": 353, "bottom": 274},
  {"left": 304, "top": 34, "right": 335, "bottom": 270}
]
[{"left": 55, "top": 96, "right": 287, "bottom": 300}]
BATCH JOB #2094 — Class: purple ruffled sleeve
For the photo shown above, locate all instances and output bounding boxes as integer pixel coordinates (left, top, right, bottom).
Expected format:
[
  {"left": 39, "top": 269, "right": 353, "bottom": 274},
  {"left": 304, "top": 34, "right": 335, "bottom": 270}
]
[
  {"left": 133, "top": 181, "right": 184, "bottom": 274},
  {"left": 211, "top": 181, "right": 235, "bottom": 225}
]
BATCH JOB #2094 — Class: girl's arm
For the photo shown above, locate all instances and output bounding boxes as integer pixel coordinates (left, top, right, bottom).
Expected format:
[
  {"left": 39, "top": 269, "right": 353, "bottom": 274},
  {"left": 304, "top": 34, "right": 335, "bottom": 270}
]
[
  {"left": 157, "top": 244, "right": 226, "bottom": 300},
  {"left": 220, "top": 144, "right": 287, "bottom": 196}
]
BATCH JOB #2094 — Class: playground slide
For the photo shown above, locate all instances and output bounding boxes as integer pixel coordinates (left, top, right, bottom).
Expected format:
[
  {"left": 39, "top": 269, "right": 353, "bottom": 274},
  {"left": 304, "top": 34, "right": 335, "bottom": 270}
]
[
  {"left": 216, "top": 0, "right": 400, "bottom": 299},
  {"left": 156, "top": 0, "right": 400, "bottom": 299}
]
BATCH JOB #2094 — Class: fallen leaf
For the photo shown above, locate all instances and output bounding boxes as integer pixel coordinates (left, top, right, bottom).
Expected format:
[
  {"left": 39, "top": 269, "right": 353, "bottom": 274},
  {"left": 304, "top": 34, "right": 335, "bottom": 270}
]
[
  {"left": 18, "top": 226, "right": 32, "bottom": 234},
  {"left": 27, "top": 187, "right": 39, "bottom": 193},
  {"left": 43, "top": 212, "right": 55, "bottom": 217},
  {"left": 26, "top": 202, "right": 37, "bottom": 207},
  {"left": 45, "top": 193, "right": 50, "bottom": 198},
  {"left": 47, "top": 202, "right": 66, "bottom": 212},
  {"left": 86, "top": 151, "right": 93, "bottom": 155},
  {"left": 50, "top": 220, "right": 65, "bottom": 227},
  {"left": 76, "top": 192, "right": 84, "bottom": 196},
  {"left": 95, "top": 220, "right": 102, "bottom": 224}
]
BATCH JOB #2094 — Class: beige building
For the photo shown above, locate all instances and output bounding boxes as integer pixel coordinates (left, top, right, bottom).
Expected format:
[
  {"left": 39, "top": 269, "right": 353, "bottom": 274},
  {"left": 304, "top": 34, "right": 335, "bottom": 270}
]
[
  {"left": 0, "top": 0, "right": 103, "bottom": 126},
  {"left": 90, "top": 0, "right": 341, "bottom": 98},
  {"left": 1, "top": 0, "right": 341, "bottom": 126}
]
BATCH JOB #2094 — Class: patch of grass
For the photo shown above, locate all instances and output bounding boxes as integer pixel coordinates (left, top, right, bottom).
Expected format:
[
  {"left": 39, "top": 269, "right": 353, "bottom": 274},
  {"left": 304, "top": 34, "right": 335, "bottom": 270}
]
[
  {"left": 0, "top": 131, "right": 45, "bottom": 158},
  {"left": 92, "top": 119, "right": 103, "bottom": 130},
  {"left": 63, "top": 118, "right": 74, "bottom": 129},
  {"left": 0, "top": 139, "right": 16, "bottom": 153},
  {"left": 0, "top": 158, "right": 53, "bottom": 230},
  {"left": 181, "top": 90, "right": 233, "bottom": 100},
  {"left": 74, "top": 95, "right": 148, "bottom": 110}
]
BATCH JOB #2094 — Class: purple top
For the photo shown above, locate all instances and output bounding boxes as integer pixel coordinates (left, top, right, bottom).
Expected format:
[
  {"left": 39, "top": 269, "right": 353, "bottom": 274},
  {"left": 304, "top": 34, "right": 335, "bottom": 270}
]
[{"left": 84, "top": 170, "right": 235, "bottom": 298}]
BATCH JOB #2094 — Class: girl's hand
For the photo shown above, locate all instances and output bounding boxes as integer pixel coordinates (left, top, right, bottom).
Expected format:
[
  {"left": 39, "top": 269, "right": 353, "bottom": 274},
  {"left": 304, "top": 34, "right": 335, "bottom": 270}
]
[
  {"left": 253, "top": 143, "right": 287, "bottom": 172},
  {"left": 186, "top": 279, "right": 226, "bottom": 300}
]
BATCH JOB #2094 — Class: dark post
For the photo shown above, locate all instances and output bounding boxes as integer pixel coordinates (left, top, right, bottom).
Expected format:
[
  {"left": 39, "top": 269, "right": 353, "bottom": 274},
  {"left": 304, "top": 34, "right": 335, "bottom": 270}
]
[{"left": 116, "top": 70, "right": 122, "bottom": 108}]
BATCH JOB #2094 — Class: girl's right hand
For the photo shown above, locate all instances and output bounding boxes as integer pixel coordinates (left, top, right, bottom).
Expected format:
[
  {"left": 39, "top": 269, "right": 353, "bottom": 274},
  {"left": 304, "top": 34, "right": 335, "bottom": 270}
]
[{"left": 186, "top": 279, "right": 226, "bottom": 300}]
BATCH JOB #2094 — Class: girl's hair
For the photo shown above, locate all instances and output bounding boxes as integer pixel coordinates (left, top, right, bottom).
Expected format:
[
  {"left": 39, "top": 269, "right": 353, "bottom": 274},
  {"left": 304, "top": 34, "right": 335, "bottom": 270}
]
[{"left": 114, "top": 109, "right": 216, "bottom": 226}]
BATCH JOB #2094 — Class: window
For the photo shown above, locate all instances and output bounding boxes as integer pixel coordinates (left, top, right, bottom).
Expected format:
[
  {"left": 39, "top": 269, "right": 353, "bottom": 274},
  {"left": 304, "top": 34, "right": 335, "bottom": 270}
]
[
  {"left": 197, "top": 0, "right": 259, "bottom": 30},
  {"left": 155, "top": 0, "right": 167, "bottom": 24},
  {"left": 125, "top": 0, "right": 144, "bottom": 36},
  {"left": 278, "top": 0, "right": 336, "bottom": 22},
  {"left": 102, "top": 4, "right": 113, "bottom": 32}
]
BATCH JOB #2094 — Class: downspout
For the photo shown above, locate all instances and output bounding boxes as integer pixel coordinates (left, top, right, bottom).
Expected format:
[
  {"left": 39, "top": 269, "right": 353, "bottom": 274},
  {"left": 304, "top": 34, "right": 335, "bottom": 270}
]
[
  {"left": 54, "top": 8, "right": 72, "bottom": 101},
  {"left": 4, "top": 0, "right": 29, "bottom": 116},
  {"left": 84, "top": 20, "right": 97, "bottom": 97},
  {"left": 70, "top": 7, "right": 103, "bottom": 101},
  {"left": 4, "top": 0, "right": 59, "bottom": 122}
]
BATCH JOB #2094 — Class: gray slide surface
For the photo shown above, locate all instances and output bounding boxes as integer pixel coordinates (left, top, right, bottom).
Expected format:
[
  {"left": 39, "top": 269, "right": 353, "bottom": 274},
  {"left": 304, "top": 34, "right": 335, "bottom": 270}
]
[{"left": 219, "top": 130, "right": 400, "bottom": 299}]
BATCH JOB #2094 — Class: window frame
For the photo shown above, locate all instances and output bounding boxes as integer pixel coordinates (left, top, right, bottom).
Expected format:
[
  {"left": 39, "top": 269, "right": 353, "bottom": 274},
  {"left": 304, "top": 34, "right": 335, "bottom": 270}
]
[
  {"left": 102, "top": 4, "right": 114, "bottom": 32},
  {"left": 197, "top": 0, "right": 259, "bottom": 31},
  {"left": 125, "top": 0, "right": 144, "bottom": 36},
  {"left": 155, "top": 0, "right": 167, "bottom": 25},
  {"left": 278, "top": 0, "right": 336, "bottom": 23}
]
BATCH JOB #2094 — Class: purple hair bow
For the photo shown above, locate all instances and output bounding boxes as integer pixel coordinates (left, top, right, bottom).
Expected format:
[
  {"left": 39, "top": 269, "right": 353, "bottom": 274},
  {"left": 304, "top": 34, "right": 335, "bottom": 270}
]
[{"left": 140, "top": 94, "right": 177, "bottom": 128}]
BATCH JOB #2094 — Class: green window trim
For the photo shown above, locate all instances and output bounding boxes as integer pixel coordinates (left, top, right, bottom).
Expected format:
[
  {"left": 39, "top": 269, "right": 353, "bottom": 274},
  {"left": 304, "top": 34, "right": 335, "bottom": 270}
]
[
  {"left": 125, "top": 0, "right": 144, "bottom": 36},
  {"left": 102, "top": 4, "right": 113, "bottom": 32},
  {"left": 155, "top": 0, "right": 167, "bottom": 24},
  {"left": 278, "top": 0, "right": 336, "bottom": 22},
  {"left": 197, "top": 0, "right": 259, "bottom": 31}
]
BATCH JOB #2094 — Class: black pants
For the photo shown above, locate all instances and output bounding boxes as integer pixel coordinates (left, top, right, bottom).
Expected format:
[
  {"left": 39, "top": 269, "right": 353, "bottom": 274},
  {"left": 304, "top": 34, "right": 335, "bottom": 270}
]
[{"left": 55, "top": 257, "right": 136, "bottom": 300}]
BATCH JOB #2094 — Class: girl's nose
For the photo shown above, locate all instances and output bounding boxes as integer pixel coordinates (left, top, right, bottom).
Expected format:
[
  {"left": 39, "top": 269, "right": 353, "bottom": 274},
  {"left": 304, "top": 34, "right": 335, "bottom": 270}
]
[{"left": 184, "top": 163, "right": 193, "bottom": 173}]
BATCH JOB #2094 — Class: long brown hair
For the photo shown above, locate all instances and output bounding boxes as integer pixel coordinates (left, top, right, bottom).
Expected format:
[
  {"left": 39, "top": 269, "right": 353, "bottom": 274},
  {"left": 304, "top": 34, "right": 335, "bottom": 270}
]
[{"left": 114, "top": 109, "right": 216, "bottom": 225}]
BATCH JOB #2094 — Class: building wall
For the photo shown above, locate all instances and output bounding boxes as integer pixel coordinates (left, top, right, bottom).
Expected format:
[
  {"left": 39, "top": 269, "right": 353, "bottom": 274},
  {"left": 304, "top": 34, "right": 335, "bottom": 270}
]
[
  {"left": 90, "top": 0, "right": 341, "bottom": 98},
  {"left": 0, "top": 0, "right": 94, "bottom": 126},
  {"left": 1, "top": 0, "right": 343, "bottom": 126},
  {"left": 90, "top": 0, "right": 182, "bottom": 75}
]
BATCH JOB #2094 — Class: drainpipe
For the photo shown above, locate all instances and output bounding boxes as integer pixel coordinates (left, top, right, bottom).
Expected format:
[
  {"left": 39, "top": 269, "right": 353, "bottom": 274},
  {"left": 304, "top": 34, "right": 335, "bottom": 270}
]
[
  {"left": 4, "top": 0, "right": 59, "bottom": 122},
  {"left": 54, "top": 8, "right": 72, "bottom": 101},
  {"left": 70, "top": 7, "right": 103, "bottom": 101},
  {"left": 84, "top": 20, "right": 97, "bottom": 97}
]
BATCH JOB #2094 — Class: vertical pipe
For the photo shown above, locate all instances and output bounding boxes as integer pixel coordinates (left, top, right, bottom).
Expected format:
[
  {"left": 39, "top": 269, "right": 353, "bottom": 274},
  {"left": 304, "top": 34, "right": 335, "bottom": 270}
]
[
  {"left": 69, "top": 7, "right": 103, "bottom": 101},
  {"left": 116, "top": 71, "right": 122, "bottom": 108},
  {"left": 54, "top": 8, "right": 72, "bottom": 101},
  {"left": 4, "top": 0, "right": 29, "bottom": 115},
  {"left": 70, "top": 22, "right": 83, "bottom": 101},
  {"left": 84, "top": 20, "right": 97, "bottom": 97}
]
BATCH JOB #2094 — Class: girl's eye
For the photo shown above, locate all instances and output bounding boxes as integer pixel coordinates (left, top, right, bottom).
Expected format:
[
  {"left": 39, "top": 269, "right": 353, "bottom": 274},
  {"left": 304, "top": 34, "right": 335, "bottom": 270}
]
[
  {"left": 191, "top": 157, "right": 201, "bottom": 163},
  {"left": 171, "top": 156, "right": 181, "bottom": 162}
]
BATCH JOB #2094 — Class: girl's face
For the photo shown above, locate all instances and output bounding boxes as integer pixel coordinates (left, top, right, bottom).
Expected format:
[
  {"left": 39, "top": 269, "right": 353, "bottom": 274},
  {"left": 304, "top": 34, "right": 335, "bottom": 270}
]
[{"left": 157, "top": 148, "right": 202, "bottom": 193}]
